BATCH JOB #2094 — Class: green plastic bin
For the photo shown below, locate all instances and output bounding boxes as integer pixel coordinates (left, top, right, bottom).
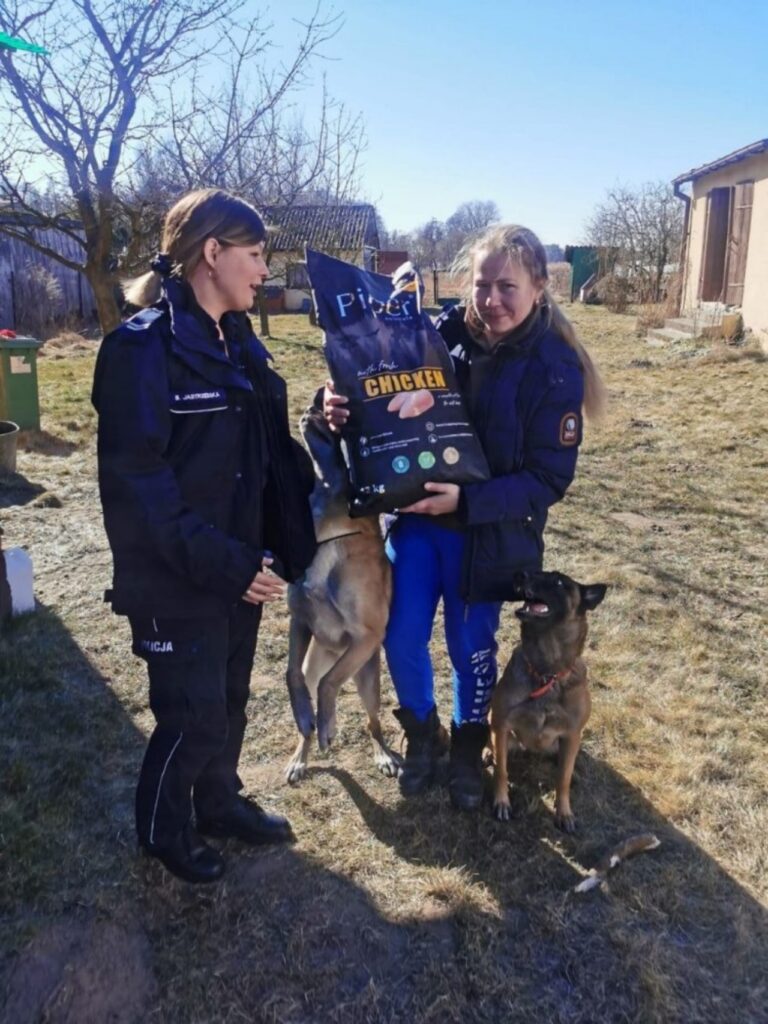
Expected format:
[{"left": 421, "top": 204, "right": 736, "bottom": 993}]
[{"left": 0, "top": 335, "right": 42, "bottom": 430}]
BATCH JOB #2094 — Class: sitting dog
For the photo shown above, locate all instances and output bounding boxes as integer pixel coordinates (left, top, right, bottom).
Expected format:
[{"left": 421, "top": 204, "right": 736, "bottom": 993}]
[
  {"left": 285, "top": 405, "right": 396, "bottom": 783},
  {"left": 491, "top": 570, "right": 607, "bottom": 831}
]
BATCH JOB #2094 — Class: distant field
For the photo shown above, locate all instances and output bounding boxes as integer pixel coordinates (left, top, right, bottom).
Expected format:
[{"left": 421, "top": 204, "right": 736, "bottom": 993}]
[{"left": 1, "top": 307, "right": 766, "bottom": 1023}]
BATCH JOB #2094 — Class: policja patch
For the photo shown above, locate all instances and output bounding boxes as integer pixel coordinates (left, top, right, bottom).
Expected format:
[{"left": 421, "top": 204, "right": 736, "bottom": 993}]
[{"left": 559, "top": 412, "right": 580, "bottom": 446}]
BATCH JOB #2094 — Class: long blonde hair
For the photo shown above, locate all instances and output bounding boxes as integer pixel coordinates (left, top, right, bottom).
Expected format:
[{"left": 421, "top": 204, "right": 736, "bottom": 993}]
[
  {"left": 453, "top": 223, "right": 606, "bottom": 419},
  {"left": 123, "top": 188, "right": 267, "bottom": 308}
]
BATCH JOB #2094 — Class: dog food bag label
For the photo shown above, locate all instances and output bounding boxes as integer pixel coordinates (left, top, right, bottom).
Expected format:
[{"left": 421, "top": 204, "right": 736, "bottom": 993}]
[{"left": 306, "top": 248, "right": 490, "bottom": 516}]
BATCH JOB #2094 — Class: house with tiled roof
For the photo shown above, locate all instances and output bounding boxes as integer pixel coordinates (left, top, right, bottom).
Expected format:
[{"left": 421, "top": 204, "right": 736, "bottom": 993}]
[{"left": 262, "top": 202, "right": 380, "bottom": 312}]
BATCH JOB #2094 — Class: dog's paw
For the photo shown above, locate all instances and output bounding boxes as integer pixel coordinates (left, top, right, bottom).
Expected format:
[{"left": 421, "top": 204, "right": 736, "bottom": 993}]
[
  {"left": 285, "top": 759, "right": 308, "bottom": 785},
  {"left": 493, "top": 799, "right": 513, "bottom": 821},
  {"left": 374, "top": 748, "right": 400, "bottom": 778},
  {"left": 554, "top": 810, "right": 577, "bottom": 833}
]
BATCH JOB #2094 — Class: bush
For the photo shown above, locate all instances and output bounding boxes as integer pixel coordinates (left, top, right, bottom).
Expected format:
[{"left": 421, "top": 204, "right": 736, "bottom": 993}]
[
  {"left": 547, "top": 262, "right": 571, "bottom": 301},
  {"left": 595, "top": 273, "right": 632, "bottom": 313},
  {"left": 16, "top": 262, "right": 64, "bottom": 338}
]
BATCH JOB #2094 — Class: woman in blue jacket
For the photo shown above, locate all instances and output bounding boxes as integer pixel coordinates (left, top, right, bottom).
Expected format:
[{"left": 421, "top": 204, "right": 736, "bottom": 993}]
[
  {"left": 325, "top": 224, "right": 604, "bottom": 810},
  {"left": 93, "top": 189, "right": 316, "bottom": 883}
]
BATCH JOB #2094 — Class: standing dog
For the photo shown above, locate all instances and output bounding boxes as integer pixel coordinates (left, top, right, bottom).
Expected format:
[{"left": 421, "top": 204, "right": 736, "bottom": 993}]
[
  {"left": 285, "top": 405, "right": 396, "bottom": 783},
  {"left": 491, "top": 570, "right": 607, "bottom": 831}
]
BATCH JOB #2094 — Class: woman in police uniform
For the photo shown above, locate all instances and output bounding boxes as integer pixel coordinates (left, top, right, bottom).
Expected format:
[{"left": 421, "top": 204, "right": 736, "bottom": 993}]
[{"left": 93, "top": 189, "right": 316, "bottom": 883}]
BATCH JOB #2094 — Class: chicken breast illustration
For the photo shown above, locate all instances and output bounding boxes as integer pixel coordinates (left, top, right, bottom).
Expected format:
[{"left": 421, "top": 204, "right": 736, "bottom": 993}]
[{"left": 386, "top": 389, "right": 435, "bottom": 418}]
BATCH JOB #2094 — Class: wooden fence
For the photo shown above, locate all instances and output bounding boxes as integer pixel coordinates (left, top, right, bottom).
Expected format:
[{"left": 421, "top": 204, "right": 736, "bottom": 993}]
[{"left": 0, "top": 223, "right": 95, "bottom": 333}]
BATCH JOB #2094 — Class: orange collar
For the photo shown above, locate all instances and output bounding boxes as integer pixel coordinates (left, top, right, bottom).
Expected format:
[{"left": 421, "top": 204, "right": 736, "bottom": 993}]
[{"left": 524, "top": 657, "right": 574, "bottom": 700}]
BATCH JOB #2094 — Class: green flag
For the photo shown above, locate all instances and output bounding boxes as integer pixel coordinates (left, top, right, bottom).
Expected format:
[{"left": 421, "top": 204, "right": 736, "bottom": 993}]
[{"left": 0, "top": 32, "right": 48, "bottom": 56}]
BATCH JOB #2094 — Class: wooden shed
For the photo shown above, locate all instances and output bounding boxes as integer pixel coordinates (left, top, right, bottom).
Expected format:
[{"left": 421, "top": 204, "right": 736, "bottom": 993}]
[{"left": 0, "top": 213, "right": 95, "bottom": 332}]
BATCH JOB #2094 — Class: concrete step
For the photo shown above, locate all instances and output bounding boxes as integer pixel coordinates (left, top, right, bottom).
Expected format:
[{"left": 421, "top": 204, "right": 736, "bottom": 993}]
[
  {"left": 646, "top": 326, "right": 698, "bottom": 344},
  {"left": 665, "top": 317, "right": 700, "bottom": 334}
]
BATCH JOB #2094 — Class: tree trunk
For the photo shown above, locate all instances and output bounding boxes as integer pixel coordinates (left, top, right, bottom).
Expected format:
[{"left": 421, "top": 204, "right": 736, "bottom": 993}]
[
  {"left": 257, "top": 287, "right": 271, "bottom": 338},
  {"left": 86, "top": 266, "right": 122, "bottom": 336}
]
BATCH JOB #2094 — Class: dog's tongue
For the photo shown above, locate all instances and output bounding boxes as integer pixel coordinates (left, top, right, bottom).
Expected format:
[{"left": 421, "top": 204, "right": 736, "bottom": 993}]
[{"left": 529, "top": 602, "right": 549, "bottom": 615}]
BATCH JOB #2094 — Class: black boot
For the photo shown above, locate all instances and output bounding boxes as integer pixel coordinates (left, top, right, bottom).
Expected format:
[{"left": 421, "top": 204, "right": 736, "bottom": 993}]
[
  {"left": 393, "top": 707, "right": 448, "bottom": 796},
  {"left": 448, "top": 722, "right": 489, "bottom": 811},
  {"left": 197, "top": 795, "right": 295, "bottom": 846},
  {"left": 139, "top": 823, "right": 225, "bottom": 884}
]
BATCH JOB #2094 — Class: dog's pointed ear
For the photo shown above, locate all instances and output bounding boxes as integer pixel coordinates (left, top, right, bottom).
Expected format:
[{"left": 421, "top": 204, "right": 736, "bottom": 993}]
[{"left": 580, "top": 583, "right": 607, "bottom": 611}]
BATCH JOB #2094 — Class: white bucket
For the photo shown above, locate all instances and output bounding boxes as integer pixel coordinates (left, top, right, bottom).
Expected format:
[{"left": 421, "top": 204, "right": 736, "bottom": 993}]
[{"left": 4, "top": 547, "right": 35, "bottom": 614}]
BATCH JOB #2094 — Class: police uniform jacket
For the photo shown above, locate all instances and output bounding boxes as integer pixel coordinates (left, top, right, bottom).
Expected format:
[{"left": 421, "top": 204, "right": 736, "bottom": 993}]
[
  {"left": 92, "top": 277, "right": 317, "bottom": 618},
  {"left": 435, "top": 303, "right": 585, "bottom": 603}
]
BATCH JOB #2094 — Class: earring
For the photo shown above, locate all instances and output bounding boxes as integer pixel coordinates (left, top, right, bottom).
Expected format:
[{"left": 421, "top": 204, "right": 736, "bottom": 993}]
[{"left": 208, "top": 268, "right": 215, "bottom": 280}]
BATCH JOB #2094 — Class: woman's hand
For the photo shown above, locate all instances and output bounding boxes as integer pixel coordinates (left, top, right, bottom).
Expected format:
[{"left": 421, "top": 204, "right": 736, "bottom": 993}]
[
  {"left": 323, "top": 378, "right": 349, "bottom": 433},
  {"left": 242, "top": 556, "right": 286, "bottom": 605},
  {"left": 400, "top": 482, "right": 460, "bottom": 516}
]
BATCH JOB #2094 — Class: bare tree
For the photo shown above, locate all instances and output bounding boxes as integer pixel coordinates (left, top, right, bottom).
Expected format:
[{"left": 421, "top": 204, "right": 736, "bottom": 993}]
[
  {"left": 409, "top": 218, "right": 447, "bottom": 271},
  {"left": 445, "top": 200, "right": 500, "bottom": 238},
  {"left": 543, "top": 243, "right": 564, "bottom": 263},
  {"left": 585, "top": 181, "right": 684, "bottom": 304},
  {"left": 400, "top": 200, "right": 500, "bottom": 272},
  {"left": 0, "top": 0, "right": 362, "bottom": 334}
]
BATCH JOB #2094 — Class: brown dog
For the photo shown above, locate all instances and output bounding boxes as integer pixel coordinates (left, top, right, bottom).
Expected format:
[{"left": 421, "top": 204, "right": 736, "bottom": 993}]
[
  {"left": 491, "top": 570, "right": 607, "bottom": 831},
  {"left": 285, "top": 405, "right": 396, "bottom": 783}
]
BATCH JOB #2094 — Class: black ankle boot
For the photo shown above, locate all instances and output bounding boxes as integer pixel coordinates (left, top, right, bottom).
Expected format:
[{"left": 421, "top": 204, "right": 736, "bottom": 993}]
[
  {"left": 448, "top": 721, "right": 489, "bottom": 811},
  {"left": 139, "top": 823, "right": 225, "bottom": 884},
  {"left": 197, "top": 796, "right": 295, "bottom": 846},
  {"left": 393, "top": 707, "right": 448, "bottom": 796}
]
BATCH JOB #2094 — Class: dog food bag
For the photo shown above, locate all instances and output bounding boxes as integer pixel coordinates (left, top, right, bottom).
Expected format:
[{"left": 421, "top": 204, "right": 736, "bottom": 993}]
[{"left": 306, "top": 248, "right": 490, "bottom": 516}]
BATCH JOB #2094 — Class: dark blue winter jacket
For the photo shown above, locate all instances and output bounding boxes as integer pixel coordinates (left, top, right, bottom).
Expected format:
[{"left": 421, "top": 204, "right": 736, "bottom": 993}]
[
  {"left": 92, "top": 278, "right": 316, "bottom": 618},
  {"left": 436, "top": 304, "right": 585, "bottom": 602}
]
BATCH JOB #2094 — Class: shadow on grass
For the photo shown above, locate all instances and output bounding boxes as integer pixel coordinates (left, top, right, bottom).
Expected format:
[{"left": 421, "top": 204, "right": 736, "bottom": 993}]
[
  {"left": 18, "top": 429, "right": 79, "bottom": 458},
  {"left": 319, "top": 752, "right": 768, "bottom": 1022},
  {"left": 0, "top": 471, "right": 47, "bottom": 509},
  {"left": 0, "top": 604, "right": 469, "bottom": 1022},
  {"left": 3, "top": 603, "right": 767, "bottom": 1022}
]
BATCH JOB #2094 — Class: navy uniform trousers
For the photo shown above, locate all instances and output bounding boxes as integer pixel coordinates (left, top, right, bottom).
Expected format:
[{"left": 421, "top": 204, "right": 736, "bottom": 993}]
[{"left": 129, "top": 601, "right": 262, "bottom": 847}]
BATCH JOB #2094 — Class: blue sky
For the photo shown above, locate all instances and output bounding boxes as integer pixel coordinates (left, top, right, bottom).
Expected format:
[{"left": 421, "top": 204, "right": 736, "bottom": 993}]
[{"left": 271, "top": 0, "right": 767, "bottom": 246}]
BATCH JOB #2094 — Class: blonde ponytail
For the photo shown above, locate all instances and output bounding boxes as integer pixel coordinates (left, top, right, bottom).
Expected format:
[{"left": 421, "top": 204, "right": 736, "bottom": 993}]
[
  {"left": 122, "top": 269, "right": 164, "bottom": 309},
  {"left": 545, "top": 291, "right": 606, "bottom": 420}
]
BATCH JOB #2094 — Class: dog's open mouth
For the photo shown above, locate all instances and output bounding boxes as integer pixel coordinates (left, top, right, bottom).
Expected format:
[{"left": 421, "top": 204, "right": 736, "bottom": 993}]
[{"left": 516, "top": 601, "right": 551, "bottom": 619}]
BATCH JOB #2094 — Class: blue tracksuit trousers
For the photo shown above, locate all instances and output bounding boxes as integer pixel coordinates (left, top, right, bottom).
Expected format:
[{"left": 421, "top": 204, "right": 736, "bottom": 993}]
[{"left": 384, "top": 516, "right": 502, "bottom": 725}]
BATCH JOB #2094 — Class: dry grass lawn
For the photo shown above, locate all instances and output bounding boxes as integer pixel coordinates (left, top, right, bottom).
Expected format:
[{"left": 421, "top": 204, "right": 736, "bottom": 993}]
[{"left": 1, "top": 307, "right": 766, "bottom": 1023}]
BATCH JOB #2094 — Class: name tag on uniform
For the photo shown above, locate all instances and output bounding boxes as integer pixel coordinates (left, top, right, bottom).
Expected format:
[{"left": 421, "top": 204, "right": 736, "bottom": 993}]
[{"left": 169, "top": 388, "right": 228, "bottom": 414}]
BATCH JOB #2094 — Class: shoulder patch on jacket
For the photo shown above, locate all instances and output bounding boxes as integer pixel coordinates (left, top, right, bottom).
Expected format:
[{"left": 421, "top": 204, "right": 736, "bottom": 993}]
[
  {"left": 124, "top": 308, "right": 164, "bottom": 332},
  {"left": 559, "top": 411, "right": 580, "bottom": 446}
]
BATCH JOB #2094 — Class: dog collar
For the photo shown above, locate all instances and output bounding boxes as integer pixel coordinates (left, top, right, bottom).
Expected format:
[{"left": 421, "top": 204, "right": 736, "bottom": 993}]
[
  {"left": 316, "top": 530, "right": 363, "bottom": 545},
  {"left": 524, "top": 657, "right": 574, "bottom": 700}
]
